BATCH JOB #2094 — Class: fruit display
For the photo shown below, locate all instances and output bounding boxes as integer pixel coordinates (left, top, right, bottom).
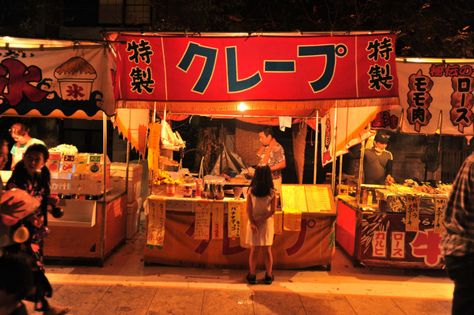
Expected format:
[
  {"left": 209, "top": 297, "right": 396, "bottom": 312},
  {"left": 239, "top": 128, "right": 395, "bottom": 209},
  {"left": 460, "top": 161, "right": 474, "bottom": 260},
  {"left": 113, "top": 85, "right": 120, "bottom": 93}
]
[{"left": 152, "top": 169, "right": 183, "bottom": 185}]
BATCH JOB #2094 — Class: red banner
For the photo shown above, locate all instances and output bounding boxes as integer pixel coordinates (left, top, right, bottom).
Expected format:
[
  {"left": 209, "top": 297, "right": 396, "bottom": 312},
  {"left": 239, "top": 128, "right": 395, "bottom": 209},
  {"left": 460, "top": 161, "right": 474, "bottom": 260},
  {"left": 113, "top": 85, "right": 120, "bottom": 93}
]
[{"left": 113, "top": 33, "right": 398, "bottom": 103}]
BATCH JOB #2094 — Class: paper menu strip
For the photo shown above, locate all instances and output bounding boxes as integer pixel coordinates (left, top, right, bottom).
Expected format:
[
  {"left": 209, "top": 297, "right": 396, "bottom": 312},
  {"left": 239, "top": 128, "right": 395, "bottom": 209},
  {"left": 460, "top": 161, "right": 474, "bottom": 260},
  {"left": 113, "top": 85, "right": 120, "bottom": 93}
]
[
  {"left": 211, "top": 202, "right": 224, "bottom": 240},
  {"left": 194, "top": 201, "right": 211, "bottom": 240},
  {"left": 146, "top": 199, "right": 166, "bottom": 247},
  {"left": 227, "top": 201, "right": 242, "bottom": 238}
]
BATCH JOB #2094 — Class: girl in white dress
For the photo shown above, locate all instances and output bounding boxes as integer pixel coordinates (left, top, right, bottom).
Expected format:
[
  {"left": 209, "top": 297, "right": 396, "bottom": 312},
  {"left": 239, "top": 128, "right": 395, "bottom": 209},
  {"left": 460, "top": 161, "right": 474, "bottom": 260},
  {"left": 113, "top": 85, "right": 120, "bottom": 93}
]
[{"left": 246, "top": 165, "right": 276, "bottom": 285}]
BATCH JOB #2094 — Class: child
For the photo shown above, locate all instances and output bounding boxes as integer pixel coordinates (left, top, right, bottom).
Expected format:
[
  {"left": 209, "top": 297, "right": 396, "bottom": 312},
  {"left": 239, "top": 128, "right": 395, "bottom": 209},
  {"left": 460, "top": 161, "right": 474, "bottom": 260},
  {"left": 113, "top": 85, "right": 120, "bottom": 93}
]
[{"left": 245, "top": 165, "right": 276, "bottom": 285}]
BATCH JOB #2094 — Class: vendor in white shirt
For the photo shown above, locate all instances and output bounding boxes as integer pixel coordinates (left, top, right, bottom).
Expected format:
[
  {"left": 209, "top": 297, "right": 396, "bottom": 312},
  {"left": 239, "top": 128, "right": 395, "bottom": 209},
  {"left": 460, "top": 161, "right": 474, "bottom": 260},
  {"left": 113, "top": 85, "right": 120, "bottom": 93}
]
[{"left": 9, "top": 123, "right": 45, "bottom": 169}]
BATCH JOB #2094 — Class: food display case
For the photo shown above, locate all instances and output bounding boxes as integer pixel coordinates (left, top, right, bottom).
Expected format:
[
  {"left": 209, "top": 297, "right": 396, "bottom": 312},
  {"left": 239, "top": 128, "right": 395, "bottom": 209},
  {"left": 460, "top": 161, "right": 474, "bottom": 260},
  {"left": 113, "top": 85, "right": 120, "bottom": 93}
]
[
  {"left": 336, "top": 183, "right": 451, "bottom": 269},
  {"left": 41, "top": 147, "right": 127, "bottom": 265}
]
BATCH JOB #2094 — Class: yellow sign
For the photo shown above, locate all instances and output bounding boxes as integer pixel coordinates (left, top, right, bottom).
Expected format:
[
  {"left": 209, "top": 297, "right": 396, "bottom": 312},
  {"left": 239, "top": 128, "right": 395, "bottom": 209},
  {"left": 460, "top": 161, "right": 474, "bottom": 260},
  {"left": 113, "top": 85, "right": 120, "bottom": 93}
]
[
  {"left": 227, "top": 201, "right": 242, "bottom": 238},
  {"left": 284, "top": 208, "right": 302, "bottom": 231},
  {"left": 405, "top": 196, "right": 420, "bottom": 232},
  {"left": 274, "top": 211, "right": 283, "bottom": 234}
]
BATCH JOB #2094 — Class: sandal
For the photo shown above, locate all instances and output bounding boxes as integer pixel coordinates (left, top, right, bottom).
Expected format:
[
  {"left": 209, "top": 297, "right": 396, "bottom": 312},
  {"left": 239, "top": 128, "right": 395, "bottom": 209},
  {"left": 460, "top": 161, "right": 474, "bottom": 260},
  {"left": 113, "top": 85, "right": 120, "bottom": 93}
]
[
  {"left": 43, "top": 306, "right": 71, "bottom": 315},
  {"left": 263, "top": 273, "right": 274, "bottom": 285},
  {"left": 246, "top": 273, "right": 257, "bottom": 285}
]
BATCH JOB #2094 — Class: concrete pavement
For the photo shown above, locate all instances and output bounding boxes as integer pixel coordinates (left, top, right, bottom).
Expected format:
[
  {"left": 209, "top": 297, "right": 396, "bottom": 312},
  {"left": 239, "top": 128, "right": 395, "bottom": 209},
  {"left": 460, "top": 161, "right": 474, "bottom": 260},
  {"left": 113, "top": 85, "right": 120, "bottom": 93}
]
[{"left": 24, "top": 224, "right": 453, "bottom": 314}]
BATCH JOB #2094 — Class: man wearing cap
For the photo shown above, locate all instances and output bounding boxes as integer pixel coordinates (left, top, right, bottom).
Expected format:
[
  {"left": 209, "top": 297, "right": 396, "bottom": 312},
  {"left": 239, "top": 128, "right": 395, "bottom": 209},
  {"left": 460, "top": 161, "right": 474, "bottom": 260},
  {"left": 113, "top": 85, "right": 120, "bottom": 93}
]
[{"left": 363, "top": 131, "right": 395, "bottom": 185}]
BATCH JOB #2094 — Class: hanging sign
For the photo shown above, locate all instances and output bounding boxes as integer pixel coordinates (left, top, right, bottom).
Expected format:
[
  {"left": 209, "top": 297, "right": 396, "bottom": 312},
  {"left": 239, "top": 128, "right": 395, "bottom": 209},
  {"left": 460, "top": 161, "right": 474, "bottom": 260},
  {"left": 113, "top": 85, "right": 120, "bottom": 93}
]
[
  {"left": 146, "top": 198, "right": 166, "bottom": 247},
  {"left": 0, "top": 44, "right": 116, "bottom": 117},
  {"left": 194, "top": 201, "right": 211, "bottom": 240},
  {"left": 112, "top": 33, "right": 398, "bottom": 102},
  {"left": 227, "top": 200, "right": 242, "bottom": 238},
  {"left": 211, "top": 202, "right": 224, "bottom": 240},
  {"left": 398, "top": 60, "right": 474, "bottom": 134}
]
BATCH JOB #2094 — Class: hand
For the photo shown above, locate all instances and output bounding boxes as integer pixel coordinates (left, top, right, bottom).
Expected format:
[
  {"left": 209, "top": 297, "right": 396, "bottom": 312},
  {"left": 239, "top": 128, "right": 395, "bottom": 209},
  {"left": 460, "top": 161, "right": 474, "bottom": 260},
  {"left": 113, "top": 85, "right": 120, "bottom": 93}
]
[
  {"left": 0, "top": 196, "right": 26, "bottom": 215},
  {"left": 385, "top": 175, "right": 395, "bottom": 185},
  {"left": 250, "top": 221, "right": 258, "bottom": 231}
]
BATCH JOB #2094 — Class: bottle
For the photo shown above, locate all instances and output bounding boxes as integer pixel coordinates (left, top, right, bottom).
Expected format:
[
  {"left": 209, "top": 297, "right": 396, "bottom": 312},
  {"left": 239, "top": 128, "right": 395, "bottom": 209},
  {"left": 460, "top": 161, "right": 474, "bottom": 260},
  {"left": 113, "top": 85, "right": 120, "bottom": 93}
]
[{"left": 367, "top": 191, "right": 373, "bottom": 205}]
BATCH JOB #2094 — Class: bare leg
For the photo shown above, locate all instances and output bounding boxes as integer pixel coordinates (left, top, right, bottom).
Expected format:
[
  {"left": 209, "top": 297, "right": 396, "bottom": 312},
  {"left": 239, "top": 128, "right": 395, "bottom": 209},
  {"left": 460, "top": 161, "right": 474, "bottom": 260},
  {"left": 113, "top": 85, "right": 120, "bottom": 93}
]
[
  {"left": 263, "top": 246, "right": 273, "bottom": 276},
  {"left": 249, "top": 246, "right": 259, "bottom": 274}
]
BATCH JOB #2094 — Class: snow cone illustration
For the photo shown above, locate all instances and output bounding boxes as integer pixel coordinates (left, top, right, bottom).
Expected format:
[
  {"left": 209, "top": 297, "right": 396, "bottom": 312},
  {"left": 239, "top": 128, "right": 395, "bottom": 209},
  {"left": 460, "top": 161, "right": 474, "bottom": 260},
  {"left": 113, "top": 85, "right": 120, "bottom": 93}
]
[{"left": 54, "top": 57, "right": 97, "bottom": 101}]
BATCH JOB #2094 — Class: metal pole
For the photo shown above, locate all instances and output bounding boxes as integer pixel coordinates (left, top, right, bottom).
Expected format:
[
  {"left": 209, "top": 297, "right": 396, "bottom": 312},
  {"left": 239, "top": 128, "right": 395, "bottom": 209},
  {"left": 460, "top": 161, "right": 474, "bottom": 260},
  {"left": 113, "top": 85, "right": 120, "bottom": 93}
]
[
  {"left": 357, "top": 125, "right": 369, "bottom": 205},
  {"left": 313, "top": 110, "right": 319, "bottom": 184},
  {"left": 99, "top": 112, "right": 108, "bottom": 265},
  {"left": 339, "top": 154, "right": 343, "bottom": 186},
  {"left": 125, "top": 108, "right": 131, "bottom": 196},
  {"left": 331, "top": 104, "right": 338, "bottom": 195}
]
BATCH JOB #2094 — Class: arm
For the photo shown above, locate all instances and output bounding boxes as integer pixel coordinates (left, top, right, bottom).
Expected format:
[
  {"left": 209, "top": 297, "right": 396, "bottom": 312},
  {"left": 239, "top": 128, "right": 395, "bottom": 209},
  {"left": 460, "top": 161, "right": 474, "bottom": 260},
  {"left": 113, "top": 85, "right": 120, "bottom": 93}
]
[
  {"left": 255, "top": 192, "right": 277, "bottom": 224},
  {"left": 385, "top": 152, "right": 395, "bottom": 185},
  {"left": 270, "top": 159, "right": 286, "bottom": 172},
  {"left": 246, "top": 193, "right": 257, "bottom": 229}
]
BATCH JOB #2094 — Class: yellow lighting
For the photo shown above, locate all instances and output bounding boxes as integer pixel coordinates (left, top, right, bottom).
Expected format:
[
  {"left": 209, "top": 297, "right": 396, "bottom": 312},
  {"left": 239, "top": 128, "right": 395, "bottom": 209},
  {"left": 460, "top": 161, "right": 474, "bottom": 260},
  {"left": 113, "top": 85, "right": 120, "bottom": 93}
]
[{"left": 237, "top": 102, "right": 248, "bottom": 112}]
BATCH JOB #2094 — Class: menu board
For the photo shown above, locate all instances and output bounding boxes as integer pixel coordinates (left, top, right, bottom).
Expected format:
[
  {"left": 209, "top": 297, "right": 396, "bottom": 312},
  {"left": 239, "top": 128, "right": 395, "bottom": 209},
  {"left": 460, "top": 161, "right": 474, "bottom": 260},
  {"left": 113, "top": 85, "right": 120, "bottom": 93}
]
[{"left": 281, "top": 184, "right": 336, "bottom": 214}]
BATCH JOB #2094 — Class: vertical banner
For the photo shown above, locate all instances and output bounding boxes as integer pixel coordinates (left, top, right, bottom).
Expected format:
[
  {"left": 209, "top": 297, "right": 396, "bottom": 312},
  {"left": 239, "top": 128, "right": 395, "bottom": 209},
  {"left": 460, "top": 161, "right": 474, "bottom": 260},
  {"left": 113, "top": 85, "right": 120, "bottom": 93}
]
[
  {"left": 398, "top": 60, "right": 474, "bottom": 135},
  {"left": 146, "top": 199, "right": 166, "bottom": 247},
  {"left": 227, "top": 201, "right": 242, "bottom": 238},
  {"left": 211, "top": 202, "right": 224, "bottom": 240},
  {"left": 194, "top": 201, "right": 211, "bottom": 240},
  {"left": 147, "top": 122, "right": 161, "bottom": 172},
  {"left": 434, "top": 198, "right": 447, "bottom": 233},
  {"left": 321, "top": 113, "right": 333, "bottom": 167},
  {"left": 405, "top": 196, "right": 420, "bottom": 232}
]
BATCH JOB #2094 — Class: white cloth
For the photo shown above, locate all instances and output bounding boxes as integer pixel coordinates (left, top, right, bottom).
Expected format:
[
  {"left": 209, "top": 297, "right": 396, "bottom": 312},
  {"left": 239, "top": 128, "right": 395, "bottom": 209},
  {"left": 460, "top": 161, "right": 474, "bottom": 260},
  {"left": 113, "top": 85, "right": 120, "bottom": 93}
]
[
  {"left": 279, "top": 116, "right": 292, "bottom": 131},
  {"left": 246, "top": 191, "right": 275, "bottom": 246}
]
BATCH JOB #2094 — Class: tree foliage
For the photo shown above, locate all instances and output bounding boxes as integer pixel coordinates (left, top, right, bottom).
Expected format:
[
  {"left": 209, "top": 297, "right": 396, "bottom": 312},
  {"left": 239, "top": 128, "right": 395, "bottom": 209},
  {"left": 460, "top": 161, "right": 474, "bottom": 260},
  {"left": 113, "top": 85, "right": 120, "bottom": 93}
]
[
  {"left": 152, "top": 0, "right": 474, "bottom": 58},
  {"left": 0, "top": 0, "right": 472, "bottom": 58}
]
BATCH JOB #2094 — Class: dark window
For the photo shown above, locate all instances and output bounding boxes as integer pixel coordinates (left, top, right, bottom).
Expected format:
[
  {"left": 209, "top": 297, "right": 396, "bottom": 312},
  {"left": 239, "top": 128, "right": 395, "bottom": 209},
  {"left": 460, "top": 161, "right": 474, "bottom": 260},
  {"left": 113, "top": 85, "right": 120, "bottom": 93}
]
[
  {"left": 98, "top": 0, "right": 151, "bottom": 26},
  {"left": 64, "top": 0, "right": 99, "bottom": 26}
]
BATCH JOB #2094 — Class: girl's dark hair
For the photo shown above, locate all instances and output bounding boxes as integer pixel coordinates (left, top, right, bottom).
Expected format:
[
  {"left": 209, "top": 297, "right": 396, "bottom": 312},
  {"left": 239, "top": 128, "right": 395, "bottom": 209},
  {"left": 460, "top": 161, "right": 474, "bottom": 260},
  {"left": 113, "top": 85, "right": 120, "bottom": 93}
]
[
  {"left": 250, "top": 165, "right": 274, "bottom": 197},
  {"left": 25, "top": 143, "right": 49, "bottom": 162},
  {"left": 0, "top": 253, "right": 34, "bottom": 300}
]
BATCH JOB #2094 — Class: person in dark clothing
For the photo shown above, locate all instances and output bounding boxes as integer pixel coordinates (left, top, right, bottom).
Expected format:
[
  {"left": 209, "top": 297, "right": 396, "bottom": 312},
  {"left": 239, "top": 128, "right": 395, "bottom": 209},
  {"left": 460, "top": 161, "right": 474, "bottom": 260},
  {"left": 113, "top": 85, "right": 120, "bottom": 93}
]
[
  {"left": 363, "top": 131, "right": 394, "bottom": 185},
  {"left": 3, "top": 144, "right": 69, "bottom": 315},
  {"left": 0, "top": 254, "right": 33, "bottom": 315},
  {"left": 441, "top": 151, "right": 474, "bottom": 315}
]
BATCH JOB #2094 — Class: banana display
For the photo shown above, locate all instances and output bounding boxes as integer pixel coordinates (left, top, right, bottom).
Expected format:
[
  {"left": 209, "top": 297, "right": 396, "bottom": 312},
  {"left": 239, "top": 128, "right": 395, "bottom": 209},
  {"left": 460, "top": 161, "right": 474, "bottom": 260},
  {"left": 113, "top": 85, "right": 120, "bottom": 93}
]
[{"left": 152, "top": 169, "right": 183, "bottom": 185}]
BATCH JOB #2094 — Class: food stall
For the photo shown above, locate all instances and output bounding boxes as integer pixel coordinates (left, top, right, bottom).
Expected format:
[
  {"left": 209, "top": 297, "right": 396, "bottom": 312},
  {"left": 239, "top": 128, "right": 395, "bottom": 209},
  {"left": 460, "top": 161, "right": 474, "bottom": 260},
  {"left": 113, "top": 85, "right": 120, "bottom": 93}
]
[
  {"left": 108, "top": 31, "right": 399, "bottom": 268},
  {"left": 0, "top": 37, "right": 126, "bottom": 265},
  {"left": 336, "top": 58, "right": 474, "bottom": 269}
]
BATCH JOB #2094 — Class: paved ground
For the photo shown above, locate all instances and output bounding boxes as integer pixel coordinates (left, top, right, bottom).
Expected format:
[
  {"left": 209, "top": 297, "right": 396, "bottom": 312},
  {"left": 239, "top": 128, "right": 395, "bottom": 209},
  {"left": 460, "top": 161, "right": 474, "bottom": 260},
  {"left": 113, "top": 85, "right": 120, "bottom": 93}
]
[{"left": 25, "top": 224, "right": 453, "bottom": 314}]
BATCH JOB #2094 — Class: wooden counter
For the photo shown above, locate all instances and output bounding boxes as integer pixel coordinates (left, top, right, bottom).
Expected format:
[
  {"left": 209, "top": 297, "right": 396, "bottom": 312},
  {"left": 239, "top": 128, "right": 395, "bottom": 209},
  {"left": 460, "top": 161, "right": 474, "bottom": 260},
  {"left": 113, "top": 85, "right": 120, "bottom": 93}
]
[{"left": 145, "top": 185, "right": 336, "bottom": 269}]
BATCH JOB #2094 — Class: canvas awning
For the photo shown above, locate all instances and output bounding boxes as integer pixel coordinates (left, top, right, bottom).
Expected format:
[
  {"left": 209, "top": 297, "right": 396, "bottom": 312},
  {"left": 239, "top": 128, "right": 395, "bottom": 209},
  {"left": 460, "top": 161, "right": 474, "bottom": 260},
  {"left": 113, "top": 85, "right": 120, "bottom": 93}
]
[
  {"left": 0, "top": 36, "right": 117, "bottom": 119},
  {"left": 107, "top": 31, "right": 399, "bottom": 121}
]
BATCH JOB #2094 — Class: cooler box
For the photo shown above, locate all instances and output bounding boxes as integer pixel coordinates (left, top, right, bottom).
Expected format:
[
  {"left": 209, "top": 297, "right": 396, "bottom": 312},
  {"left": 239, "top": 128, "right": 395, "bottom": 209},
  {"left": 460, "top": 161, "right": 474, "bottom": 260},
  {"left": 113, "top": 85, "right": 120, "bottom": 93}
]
[{"left": 110, "top": 162, "right": 143, "bottom": 203}]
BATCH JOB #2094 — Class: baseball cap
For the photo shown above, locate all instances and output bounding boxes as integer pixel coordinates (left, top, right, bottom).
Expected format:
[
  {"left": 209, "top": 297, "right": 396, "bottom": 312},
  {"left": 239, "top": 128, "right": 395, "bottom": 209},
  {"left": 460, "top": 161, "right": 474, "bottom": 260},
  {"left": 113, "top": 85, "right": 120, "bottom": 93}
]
[{"left": 374, "top": 132, "right": 390, "bottom": 144}]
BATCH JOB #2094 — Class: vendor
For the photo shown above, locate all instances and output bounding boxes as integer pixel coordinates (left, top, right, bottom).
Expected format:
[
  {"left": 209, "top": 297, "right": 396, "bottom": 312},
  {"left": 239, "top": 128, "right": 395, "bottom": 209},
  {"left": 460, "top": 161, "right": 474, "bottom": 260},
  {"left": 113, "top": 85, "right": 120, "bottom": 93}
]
[
  {"left": 9, "top": 123, "right": 45, "bottom": 169},
  {"left": 257, "top": 127, "right": 286, "bottom": 193},
  {"left": 363, "top": 131, "right": 394, "bottom": 185}
]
